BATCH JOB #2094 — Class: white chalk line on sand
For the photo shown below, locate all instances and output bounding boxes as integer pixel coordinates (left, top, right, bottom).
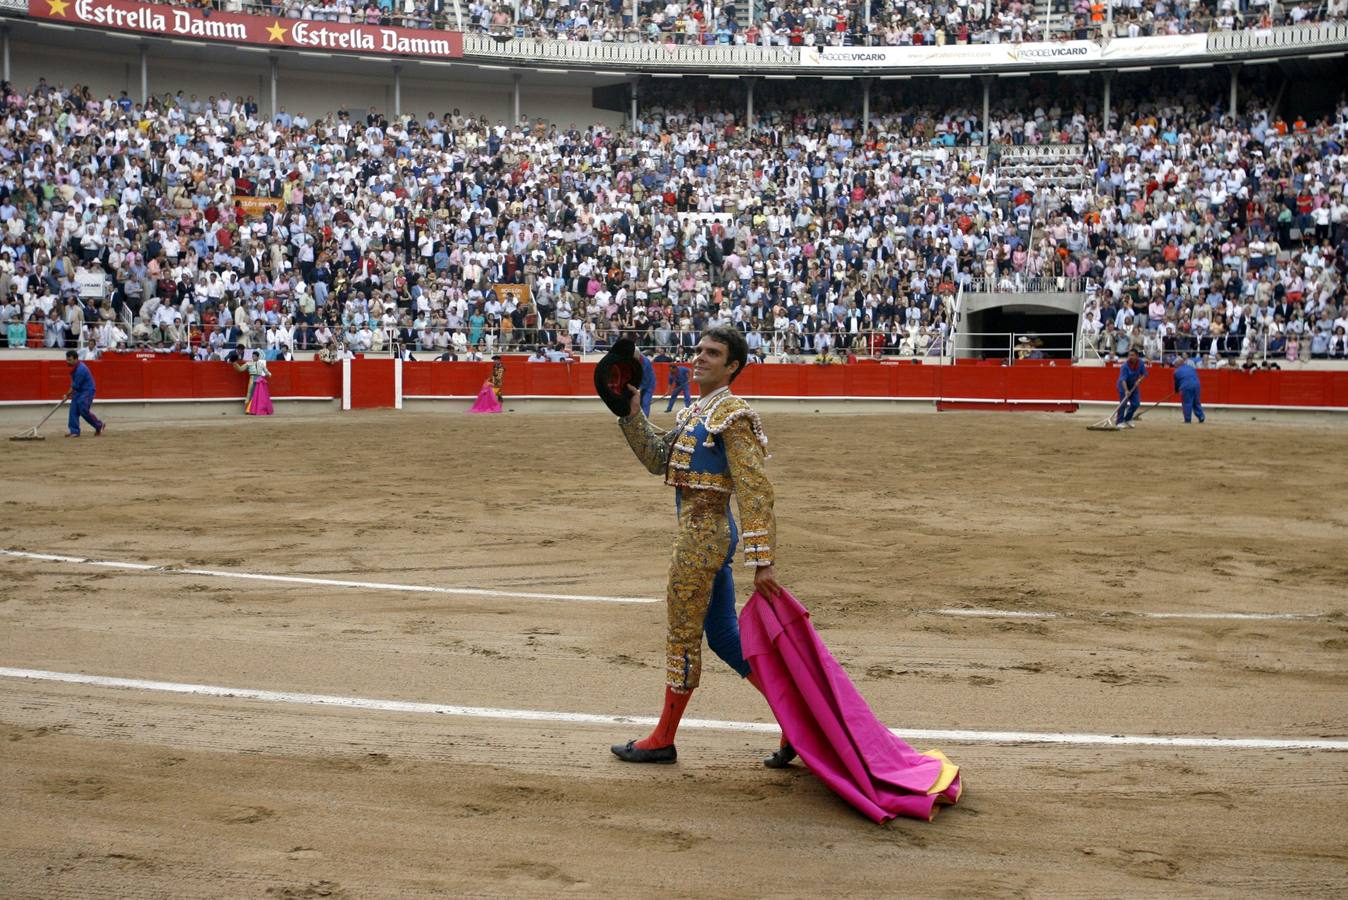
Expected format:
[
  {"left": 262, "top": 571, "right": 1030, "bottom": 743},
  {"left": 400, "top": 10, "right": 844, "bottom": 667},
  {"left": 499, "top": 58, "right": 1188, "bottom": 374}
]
[
  {"left": 2, "top": 550, "right": 1333, "bottom": 621},
  {"left": 2, "top": 667, "right": 1345, "bottom": 752},
  {"left": 933, "top": 608, "right": 1331, "bottom": 622},
  {"left": 0, "top": 549, "right": 660, "bottom": 605}
]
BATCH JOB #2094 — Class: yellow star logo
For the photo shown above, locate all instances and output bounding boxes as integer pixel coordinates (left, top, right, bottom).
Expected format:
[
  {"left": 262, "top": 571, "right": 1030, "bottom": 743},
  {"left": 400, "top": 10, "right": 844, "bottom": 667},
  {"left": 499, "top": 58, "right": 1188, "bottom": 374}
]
[
  {"left": 47, "top": 0, "right": 70, "bottom": 16},
  {"left": 266, "top": 21, "right": 288, "bottom": 42}
]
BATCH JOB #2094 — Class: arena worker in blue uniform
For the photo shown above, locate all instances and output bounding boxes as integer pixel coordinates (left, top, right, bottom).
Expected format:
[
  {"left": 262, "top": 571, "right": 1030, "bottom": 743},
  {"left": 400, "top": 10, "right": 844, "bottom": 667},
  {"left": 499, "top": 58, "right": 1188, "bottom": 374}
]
[
  {"left": 1173, "top": 356, "right": 1205, "bottom": 424},
  {"left": 64, "top": 350, "right": 105, "bottom": 438},
  {"left": 638, "top": 346, "right": 656, "bottom": 417},
  {"left": 665, "top": 362, "right": 692, "bottom": 412},
  {"left": 1115, "top": 348, "right": 1148, "bottom": 429}
]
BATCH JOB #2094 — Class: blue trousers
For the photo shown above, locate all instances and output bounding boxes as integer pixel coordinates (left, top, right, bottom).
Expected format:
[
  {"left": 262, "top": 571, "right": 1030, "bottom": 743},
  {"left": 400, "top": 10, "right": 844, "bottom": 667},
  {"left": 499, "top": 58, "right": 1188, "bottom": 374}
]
[
  {"left": 704, "top": 510, "right": 752, "bottom": 678},
  {"left": 68, "top": 393, "right": 103, "bottom": 436},
  {"left": 1181, "top": 387, "right": 1205, "bottom": 423},
  {"left": 665, "top": 384, "right": 692, "bottom": 412},
  {"left": 640, "top": 389, "right": 653, "bottom": 417},
  {"left": 1116, "top": 383, "right": 1141, "bottom": 422}
]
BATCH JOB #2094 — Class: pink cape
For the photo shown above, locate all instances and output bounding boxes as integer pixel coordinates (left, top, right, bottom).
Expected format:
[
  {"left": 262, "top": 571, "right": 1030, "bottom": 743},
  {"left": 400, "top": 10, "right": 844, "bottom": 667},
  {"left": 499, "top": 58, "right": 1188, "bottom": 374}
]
[
  {"left": 246, "top": 376, "right": 274, "bottom": 416},
  {"left": 466, "top": 381, "right": 502, "bottom": 414},
  {"left": 740, "top": 588, "right": 962, "bottom": 823}
]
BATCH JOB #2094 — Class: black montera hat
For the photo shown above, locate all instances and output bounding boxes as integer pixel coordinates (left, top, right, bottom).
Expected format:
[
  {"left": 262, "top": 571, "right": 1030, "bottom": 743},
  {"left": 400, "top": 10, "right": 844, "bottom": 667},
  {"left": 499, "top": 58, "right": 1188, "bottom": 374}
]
[{"left": 594, "top": 338, "right": 642, "bottom": 417}]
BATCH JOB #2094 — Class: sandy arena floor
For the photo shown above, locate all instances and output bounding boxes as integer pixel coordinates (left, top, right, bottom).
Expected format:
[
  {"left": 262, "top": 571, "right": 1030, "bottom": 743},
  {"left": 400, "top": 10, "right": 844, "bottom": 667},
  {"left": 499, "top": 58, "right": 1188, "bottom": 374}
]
[{"left": 2, "top": 406, "right": 1347, "bottom": 898}]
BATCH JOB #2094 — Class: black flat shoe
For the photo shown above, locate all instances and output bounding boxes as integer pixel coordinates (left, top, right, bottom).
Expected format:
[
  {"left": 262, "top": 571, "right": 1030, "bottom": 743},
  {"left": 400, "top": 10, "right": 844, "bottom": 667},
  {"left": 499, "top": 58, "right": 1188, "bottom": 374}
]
[
  {"left": 611, "top": 740, "right": 677, "bottom": 764},
  {"left": 763, "top": 742, "right": 797, "bottom": 769}
]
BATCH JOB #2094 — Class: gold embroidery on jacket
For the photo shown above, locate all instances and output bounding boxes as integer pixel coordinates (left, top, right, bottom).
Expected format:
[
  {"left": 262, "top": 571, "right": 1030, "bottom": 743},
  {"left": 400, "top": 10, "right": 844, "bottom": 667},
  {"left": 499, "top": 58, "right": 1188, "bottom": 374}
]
[{"left": 616, "top": 390, "right": 777, "bottom": 688}]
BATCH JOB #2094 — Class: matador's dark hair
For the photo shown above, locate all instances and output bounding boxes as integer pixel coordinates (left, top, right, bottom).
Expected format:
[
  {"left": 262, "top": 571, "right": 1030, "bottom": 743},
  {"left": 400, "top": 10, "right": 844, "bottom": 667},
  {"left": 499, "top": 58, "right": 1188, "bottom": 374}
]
[{"left": 702, "top": 325, "right": 749, "bottom": 382}]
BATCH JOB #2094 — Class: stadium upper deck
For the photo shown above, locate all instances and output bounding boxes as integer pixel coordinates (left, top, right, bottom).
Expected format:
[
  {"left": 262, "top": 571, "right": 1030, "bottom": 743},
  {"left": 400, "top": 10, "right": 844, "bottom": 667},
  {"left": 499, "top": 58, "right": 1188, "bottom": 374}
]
[{"left": 3, "top": 0, "right": 1347, "bottom": 81}]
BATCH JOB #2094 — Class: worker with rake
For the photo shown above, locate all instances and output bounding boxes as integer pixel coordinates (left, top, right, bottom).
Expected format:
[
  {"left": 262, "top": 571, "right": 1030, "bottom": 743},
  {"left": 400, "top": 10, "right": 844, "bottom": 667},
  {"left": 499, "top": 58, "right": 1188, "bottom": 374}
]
[
  {"left": 1115, "top": 348, "right": 1148, "bottom": 429},
  {"left": 64, "top": 350, "right": 105, "bottom": 438}
]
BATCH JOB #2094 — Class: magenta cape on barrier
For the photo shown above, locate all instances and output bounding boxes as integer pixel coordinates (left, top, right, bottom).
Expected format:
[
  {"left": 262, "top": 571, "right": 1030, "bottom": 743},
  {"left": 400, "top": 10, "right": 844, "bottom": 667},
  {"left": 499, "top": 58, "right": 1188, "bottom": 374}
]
[
  {"left": 740, "top": 588, "right": 962, "bottom": 823},
  {"left": 466, "top": 381, "right": 503, "bottom": 413}
]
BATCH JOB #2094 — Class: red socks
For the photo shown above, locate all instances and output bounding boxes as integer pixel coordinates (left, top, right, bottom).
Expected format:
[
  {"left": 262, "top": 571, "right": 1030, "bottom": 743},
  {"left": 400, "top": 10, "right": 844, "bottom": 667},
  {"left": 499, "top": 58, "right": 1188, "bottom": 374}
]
[{"left": 634, "top": 686, "right": 692, "bottom": 750}]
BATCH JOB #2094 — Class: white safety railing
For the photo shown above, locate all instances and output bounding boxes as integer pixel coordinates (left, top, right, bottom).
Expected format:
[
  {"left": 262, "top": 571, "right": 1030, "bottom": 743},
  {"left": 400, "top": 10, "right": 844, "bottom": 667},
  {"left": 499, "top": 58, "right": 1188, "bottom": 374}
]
[
  {"left": 1207, "top": 20, "right": 1348, "bottom": 53},
  {"left": 376, "top": 325, "right": 953, "bottom": 361},
  {"left": 952, "top": 331, "right": 1077, "bottom": 363},
  {"left": 460, "top": 33, "right": 799, "bottom": 68},
  {"left": 1078, "top": 328, "right": 1315, "bottom": 366},
  {"left": 962, "top": 276, "right": 1088, "bottom": 294}
]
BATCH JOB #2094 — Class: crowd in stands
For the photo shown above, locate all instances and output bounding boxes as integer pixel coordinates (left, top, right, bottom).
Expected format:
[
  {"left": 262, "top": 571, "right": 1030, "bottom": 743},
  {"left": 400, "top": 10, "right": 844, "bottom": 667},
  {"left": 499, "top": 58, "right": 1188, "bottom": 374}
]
[
  {"left": 150, "top": 0, "right": 1348, "bottom": 46},
  {"left": 0, "top": 68, "right": 1346, "bottom": 366}
]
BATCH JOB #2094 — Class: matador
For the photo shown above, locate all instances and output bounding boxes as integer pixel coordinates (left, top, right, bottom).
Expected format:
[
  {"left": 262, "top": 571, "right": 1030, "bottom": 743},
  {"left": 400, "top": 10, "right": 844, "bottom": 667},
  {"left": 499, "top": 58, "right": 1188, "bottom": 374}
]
[{"left": 607, "top": 326, "right": 792, "bottom": 765}]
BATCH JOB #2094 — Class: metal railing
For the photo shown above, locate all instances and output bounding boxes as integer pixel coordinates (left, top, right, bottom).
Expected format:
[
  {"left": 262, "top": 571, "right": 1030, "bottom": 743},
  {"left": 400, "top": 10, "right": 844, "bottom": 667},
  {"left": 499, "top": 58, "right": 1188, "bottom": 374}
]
[
  {"left": 952, "top": 331, "right": 1077, "bottom": 362},
  {"left": 1207, "top": 19, "right": 1348, "bottom": 53},
  {"left": 460, "top": 32, "right": 800, "bottom": 68},
  {"left": 962, "top": 276, "right": 1088, "bottom": 294},
  {"left": 373, "top": 325, "right": 953, "bottom": 359},
  {"left": 1076, "top": 328, "right": 1323, "bottom": 366}
]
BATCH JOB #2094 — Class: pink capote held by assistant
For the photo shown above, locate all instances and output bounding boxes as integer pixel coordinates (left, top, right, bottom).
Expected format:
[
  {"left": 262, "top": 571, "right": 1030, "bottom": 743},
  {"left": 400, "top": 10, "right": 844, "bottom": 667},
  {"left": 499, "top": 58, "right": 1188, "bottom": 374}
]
[
  {"left": 466, "top": 381, "right": 503, "bottom": 413},
  {"left": 739, "top": 587, "right": 962, "bottom": 823},
  {"left": 245, "top": 375, "right": 274, "bottom": 416}
]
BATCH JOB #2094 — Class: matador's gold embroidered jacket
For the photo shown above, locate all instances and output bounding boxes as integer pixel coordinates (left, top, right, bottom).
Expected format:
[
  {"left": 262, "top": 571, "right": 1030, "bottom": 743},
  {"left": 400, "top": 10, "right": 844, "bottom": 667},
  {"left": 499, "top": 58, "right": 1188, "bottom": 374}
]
[{"left": 619, "top": 386, "right": 776, "bottom": 567}]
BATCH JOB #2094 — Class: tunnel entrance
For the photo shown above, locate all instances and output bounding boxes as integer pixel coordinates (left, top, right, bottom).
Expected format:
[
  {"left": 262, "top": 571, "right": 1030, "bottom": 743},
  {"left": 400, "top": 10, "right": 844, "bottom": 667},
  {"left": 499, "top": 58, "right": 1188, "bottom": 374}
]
[{"left": 959, "top": 304, "right": 1081, "bottom": 360}]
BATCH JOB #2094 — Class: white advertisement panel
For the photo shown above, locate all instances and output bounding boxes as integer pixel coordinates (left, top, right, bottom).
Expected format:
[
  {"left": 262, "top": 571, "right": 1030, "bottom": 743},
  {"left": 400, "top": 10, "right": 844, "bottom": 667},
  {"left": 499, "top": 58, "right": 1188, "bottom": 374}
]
[
  {"left": 799, "top": 35, "right": 1210, "bottom": 70},
  {"left": 801, "top": 41, "right": 1101, "bottom": 68},
  {"left": 1098, "top": 35, "right": 1210, "bottom": 62}
]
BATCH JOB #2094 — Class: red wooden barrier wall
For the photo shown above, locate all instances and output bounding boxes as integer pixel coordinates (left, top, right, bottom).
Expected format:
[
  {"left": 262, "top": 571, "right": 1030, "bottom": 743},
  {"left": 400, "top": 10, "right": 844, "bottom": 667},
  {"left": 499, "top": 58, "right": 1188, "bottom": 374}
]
[
  {"left": 1, "top": 360, "right": 1345, "bottom": 409},
  {"left": 0, "top": 360, "right": 342, "bottom": 403}
]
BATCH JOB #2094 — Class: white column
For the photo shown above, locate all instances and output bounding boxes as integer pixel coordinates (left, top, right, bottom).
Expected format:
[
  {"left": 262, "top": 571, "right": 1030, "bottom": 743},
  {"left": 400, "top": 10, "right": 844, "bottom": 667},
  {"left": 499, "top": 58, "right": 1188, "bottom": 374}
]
[
  {"left": 341, "top": 356, "right": 352, "bottom": 411},
  {"left": 393, "top": 64, "right": 402, "bottom": 118},
  {"left": 630, "top": 79, "right": 639, "bottom": 132},
  {"left": 269, "top": 57, "right": 278, "bottom": 121},
  {"left": 1102, "top": 71, "right": 1112, "bottom": 129},
  {"left": 864, "top": 0, "right": 871, "bottom": 34},
  {"left": 862, "top": 78, "right": 871, "bottom": 137},
  {"left": 512, "top": 73, "right": 521, "bottom": 124},
  {"left": 394, "top": 356, "right": 403, "bottom": 410},
  {"left": 746, "top": 78, "right": 755, "bottom": 133},
  {"left": 1228, "top": 65, "right": 1239, "bottom": 118},
  {"left": 140, "top": 45, "right": 148, "bottom": 105},
  {"left": 981, "top": 76, "right": 990, "bottom": 147},
  {"left": 2, "top": 27, "right": 10, "bottom": 84},
  {"left": 513, "top": 0, "right": 520, "bottom": 24}
]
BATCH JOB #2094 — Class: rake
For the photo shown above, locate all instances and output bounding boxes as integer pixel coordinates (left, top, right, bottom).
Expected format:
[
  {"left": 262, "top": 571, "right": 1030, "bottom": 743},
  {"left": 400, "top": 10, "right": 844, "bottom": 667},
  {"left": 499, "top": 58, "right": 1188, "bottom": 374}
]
[
  {"left": 1086, "top": 382, "right": 1135, "bottom": 432},
  {"left": 9, "top": 398, "right": 66, "bottom": 442},
  {"left": 1133, "top": 389, "right": 1181, "bottom": 422}
]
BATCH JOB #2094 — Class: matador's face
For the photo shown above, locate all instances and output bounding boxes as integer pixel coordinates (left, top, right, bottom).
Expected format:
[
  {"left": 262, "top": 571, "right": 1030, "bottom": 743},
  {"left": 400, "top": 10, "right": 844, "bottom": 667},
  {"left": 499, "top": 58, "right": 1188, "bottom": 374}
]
[{"left": 692, "top": 337, "right": 739, "bottom": 394}]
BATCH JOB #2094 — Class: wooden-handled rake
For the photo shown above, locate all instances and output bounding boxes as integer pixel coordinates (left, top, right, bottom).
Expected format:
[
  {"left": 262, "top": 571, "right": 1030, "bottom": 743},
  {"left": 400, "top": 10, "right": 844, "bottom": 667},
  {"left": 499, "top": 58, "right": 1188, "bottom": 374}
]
[
  {"left": 9, "top": 398, "right": 66, "bottom": 441},
  {"left": 1133, "top": 389, "right": 1181, "bottom": 422},
  {"left": 1086, "top": 382, "right": 1135, "bottom": 431}
]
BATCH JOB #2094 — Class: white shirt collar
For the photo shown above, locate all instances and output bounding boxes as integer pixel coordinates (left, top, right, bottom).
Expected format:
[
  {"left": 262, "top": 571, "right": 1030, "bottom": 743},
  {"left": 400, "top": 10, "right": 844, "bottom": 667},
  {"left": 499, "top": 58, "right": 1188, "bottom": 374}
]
[{"left": 694, "top": 385, "right": 730, "bottom": 412}]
